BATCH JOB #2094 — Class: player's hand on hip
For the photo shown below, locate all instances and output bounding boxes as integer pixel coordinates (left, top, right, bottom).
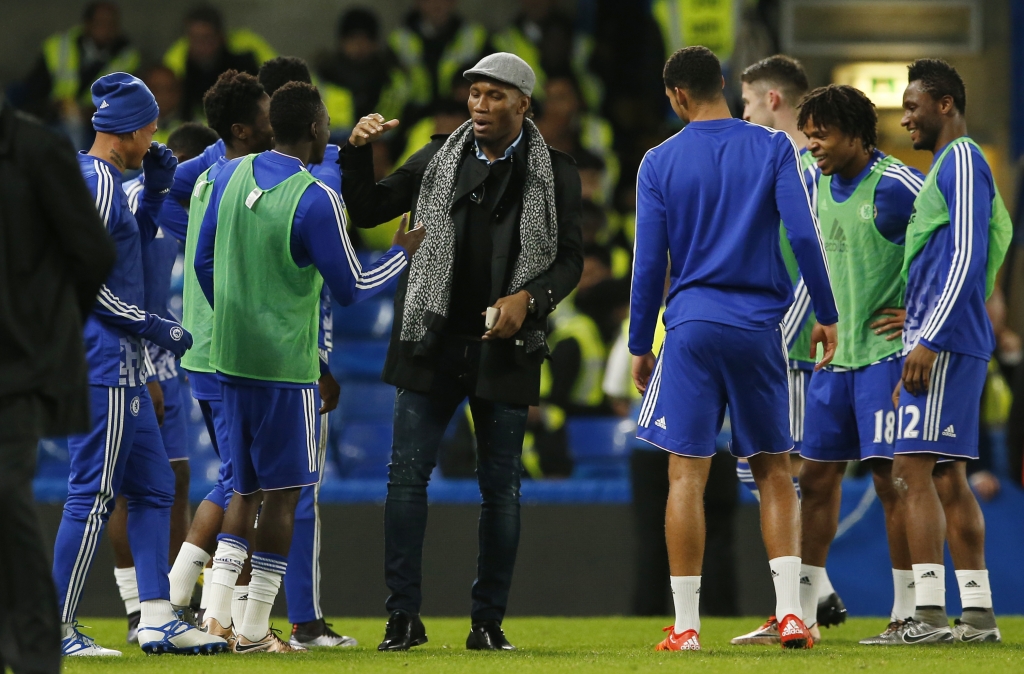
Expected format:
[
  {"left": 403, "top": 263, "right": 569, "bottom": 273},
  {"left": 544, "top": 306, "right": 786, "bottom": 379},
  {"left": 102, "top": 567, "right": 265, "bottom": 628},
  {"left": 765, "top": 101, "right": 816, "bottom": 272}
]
[
  {"left": 392, "top": 214, "right": 426, "bottom": 257},
  {"left": 632, "top": 352, "right": 656, "bottom": 394},
  {"left": 348, "top": 113, "right": 399, "bottom": 147},
  {"left": 871, "top": 307, "right": 907, "bottom": 341},
  {"left": 811, "top": 322, "right": 838, "bottom": 371},
  {"left": 901, "top": 343, "right": 938, "bottom": 396},
  {"left": 142, "top": 142, "right": 177, "bottom": 194},
  {"left": 318, "top": 371, "right": 340, "bottom": 414},
  {"left": 482, "top": 291, "right": 530, "bottom": 341}
]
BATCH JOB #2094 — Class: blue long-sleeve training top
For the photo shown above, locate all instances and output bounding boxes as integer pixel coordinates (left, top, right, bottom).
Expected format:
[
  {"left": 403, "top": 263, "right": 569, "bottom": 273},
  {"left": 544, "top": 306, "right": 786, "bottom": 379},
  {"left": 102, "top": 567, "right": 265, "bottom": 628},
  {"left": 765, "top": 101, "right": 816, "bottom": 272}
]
[
  {"left": 125, "top": 176, "right": 182, "bottom": 383},
  {"left": 162, "top": 139, "right": 342, "bottom": 241},
  {"left": 77, "top": 152, "right": 168, "bottom": 387},
  {"left": 904, "top": 140, "right": 995, "bottom": 360},
  {"left": 629, "top": 118, "right": 838, "bottom": 356},
  {"left": 194, "top": 150, "right": 408, "bottom": 384},
  {"left": 785, "top": 150, "right": 924, "bottom": 355}
]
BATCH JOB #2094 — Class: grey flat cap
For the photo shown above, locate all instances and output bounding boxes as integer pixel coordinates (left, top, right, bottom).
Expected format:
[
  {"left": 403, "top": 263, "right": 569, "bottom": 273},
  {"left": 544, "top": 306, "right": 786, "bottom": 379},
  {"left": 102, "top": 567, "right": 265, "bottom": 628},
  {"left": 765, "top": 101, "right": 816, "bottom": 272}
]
[{"left": 464, "top": 52, "right": 536, "bottom": 97}]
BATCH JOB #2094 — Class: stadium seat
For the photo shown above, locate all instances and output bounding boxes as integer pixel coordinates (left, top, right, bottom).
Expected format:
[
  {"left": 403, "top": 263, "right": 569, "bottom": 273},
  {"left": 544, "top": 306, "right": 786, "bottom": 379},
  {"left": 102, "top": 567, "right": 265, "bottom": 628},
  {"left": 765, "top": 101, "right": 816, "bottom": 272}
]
[
  {"left": 566, "top": 417, "right": 632, "bottom": 479},
  {"left": 36, "top": 438, "right": 70, "bottom": 481},
  {"left": 330, "top": 340, "right": 389, "bottom": 380},
  {"left": 332, "top": 298, "right": 394, "bottom": 340},
  {"left": 337, "top": 381, "right": 396, "bottom": 422},
  {"left": 336, "top": 421, "right": 393, "bottom": 479}
]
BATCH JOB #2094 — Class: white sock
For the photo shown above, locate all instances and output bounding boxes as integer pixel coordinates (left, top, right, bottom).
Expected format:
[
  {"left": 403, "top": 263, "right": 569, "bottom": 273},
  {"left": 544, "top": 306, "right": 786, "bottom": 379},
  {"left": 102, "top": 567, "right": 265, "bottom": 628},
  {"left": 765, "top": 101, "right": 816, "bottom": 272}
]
[
  {"left": 168, "top": 542, "right": 210, "bottom": 607},
  {"left": 670, "top": 576, "right": 701, "bottom": 634},
  {"left": 912, "top": 563, "right": 945, "bottom": 608},
  {"left": 139, "top": 599, "right": 176, "bottom": 626},
  {"left": 205, "top": 538, "right": 249, "bottom": 627},
  {"left": 955, "top": 569, "right": 992, "bottom": 610},
  {"left": 798, "top": 564, "right": 826, "bottom": 628},
  {"left": 770, "top": 556, "right": 802, "bottom": 621},
  {"left": 200, "top": 566, "right": 212, "bottom": 609},
  {"left": 892, "top": 569, "right": 916, "bottom": 621},
  {"left": 113, "top": 567, "right": 140, "bottom": 615},
  {"left": 238, "top": 567, "right": 284, "bottom": 642},
  {"left": 232, "top": 585, "right": 250, "bottom": 628},
  {"left": 818, "top": 570, "right": 836, "bottom": 599}
]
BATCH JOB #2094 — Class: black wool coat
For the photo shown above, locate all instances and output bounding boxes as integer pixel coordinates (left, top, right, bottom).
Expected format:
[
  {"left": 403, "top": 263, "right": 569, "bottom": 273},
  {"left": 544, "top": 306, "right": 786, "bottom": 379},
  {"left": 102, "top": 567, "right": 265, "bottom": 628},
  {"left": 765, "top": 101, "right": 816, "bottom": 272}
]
[
  {"left": 0, "top": 101, "right": 116, "bottom": 437},
  {"left": 340, "top": 128, "right": 584, "bottom": 406}
]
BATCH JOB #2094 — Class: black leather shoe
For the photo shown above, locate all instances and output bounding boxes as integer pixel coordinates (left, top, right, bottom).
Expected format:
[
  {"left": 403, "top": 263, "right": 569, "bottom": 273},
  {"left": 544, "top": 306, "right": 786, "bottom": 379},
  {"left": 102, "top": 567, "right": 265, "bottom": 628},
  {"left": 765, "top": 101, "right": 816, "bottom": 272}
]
[
  {"left": 466, "top": 621, "right": 516, "bottom": 650},
  {"left": 378, "top": 610, "right": 428, "bottom": 651}
]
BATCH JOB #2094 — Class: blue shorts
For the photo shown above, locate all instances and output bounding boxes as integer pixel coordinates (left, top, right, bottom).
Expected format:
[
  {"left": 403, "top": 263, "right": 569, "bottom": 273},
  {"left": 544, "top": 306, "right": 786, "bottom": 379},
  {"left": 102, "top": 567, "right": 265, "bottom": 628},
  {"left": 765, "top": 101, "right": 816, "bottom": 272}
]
[
  {"left": 788, "top": 367, "right": 812, "bottom": 452},
  {"left": 895, "top": 351, "right": 985, "bottom": 460},
  {"left": 186, "top": 369, "right": 222, "bottom": 401},
  {"left": 198, "top": 397, "right": 234, "bottom": 509},
  {"left": 801, "top": 359, "right": 902, "bottom": 462},
  {"left": 221, "top": 381, "right": 322, "bottom": 495},
  {"left": 637, "top": 321, "right": 792, "bottom": 458},
  {"left": 158, "top": 376, "right": 189, "bottom": 461}
]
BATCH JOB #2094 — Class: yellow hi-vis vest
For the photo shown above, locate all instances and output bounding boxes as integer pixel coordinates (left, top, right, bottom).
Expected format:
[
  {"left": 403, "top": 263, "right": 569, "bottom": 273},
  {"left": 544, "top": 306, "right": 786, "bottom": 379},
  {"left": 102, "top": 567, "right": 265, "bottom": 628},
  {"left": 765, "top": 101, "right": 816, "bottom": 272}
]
[
  {"left": 388, "top": 22, "right": 487, "bottom": 105},
  {"left": 43, "top": 26, "right": 140, "bottom": 105},
  {"left": 540, "top": 312, "right": 607, "bottom": 409},
  {"left": 651, "top": 0, "right": 736, "bottom": 62},
  {"left": 315, "top": 66, "right": 412, "bottom": 134},
  {"left": 163, "top": 29, "right": 277, "bottom": 78}
]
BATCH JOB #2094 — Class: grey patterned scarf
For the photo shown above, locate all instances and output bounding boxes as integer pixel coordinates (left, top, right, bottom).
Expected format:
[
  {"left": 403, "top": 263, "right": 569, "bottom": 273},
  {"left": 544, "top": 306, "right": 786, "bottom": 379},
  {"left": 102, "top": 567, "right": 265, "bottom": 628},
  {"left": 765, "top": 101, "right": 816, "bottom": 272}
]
[{"left": 400, "top": 118, "right": 558, "bottom": 352}]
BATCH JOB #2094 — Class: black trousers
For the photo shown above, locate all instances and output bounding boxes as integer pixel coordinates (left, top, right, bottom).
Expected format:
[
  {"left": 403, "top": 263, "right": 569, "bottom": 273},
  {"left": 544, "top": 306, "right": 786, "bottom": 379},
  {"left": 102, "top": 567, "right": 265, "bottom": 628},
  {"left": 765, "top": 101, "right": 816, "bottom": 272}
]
[
  {"left": 630, "top": 449, "right": 739, "bottom": 616},
  {"left": 0, "top": 431, "right": 61, "bottom": 674},
  {"left": 384, "top": 338, "right": 529, "bottom": 622}
]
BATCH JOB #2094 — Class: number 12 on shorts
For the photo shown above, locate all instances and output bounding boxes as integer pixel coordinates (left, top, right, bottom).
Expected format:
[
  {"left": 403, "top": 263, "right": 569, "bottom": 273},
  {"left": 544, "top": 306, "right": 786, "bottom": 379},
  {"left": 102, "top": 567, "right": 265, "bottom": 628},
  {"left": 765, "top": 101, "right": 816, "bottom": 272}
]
[{"left": 889, "top": 405, "right": 921, "bottom": 441}]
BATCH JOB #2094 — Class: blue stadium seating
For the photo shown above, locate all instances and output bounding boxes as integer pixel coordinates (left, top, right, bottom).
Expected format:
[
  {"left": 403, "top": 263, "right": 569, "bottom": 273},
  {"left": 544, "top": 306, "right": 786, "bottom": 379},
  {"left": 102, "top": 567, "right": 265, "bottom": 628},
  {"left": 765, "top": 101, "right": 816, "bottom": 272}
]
[
  {"left": 337, "top": 381, "right": 395, "bottom": 422},
  {"left": 566, "top": 417, "right": 633, "bottom": 479},
  {"left": 330, "top": 340, "right": 389, "bottom": 380},
  {"left": 333, "top": 298, "right": 394, "bottom": 340},
  {"left": 336, "top": 421, "right": 393, "bottom": 479}
]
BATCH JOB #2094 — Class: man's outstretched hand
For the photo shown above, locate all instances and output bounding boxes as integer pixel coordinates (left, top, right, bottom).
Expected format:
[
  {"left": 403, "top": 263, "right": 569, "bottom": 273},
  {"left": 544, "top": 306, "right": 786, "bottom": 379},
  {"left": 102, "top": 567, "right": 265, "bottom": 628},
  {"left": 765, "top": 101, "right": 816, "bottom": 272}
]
[
  {"left": 393, "top": 214, "right": 426, "bottom": 257},
  {"left": 810, "top": 322, "right": 838, "bottom": 371},
  {"left": 349, "top": 113, "right": 399, "bottom": 147},
  {"left": 632, "top": 352, "right": 656, "bottom": 394}
]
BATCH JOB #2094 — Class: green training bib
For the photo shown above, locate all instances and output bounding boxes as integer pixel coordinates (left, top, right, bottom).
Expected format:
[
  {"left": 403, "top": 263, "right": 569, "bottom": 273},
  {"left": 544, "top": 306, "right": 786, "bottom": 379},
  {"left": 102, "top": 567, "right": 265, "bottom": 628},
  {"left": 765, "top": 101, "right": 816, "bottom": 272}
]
[
  {"left": 902, "top": 137, "right": 1012, "bottom": 300},
  {"left": 209, "top": 154, "right": 324, "bottom": 383},
  {"left": 816, "top": 155, "right": 905, "bottom": 368}
]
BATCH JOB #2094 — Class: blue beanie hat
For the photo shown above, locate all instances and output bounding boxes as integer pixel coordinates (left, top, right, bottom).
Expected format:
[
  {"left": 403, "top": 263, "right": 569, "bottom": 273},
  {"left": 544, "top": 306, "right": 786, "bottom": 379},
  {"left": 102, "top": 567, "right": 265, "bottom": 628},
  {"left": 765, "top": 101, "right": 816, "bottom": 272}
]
[{"left": 91, "top": 72, "right": 160, "bottom": 135}]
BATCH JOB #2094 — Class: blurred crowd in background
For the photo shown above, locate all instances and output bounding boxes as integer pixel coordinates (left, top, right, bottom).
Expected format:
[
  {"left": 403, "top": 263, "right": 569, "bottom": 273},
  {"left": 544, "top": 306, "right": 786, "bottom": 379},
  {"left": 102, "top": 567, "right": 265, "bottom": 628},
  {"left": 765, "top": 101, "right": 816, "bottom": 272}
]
[
  {"left": 8, "top": 0, "right": 1022, "bottom": 488},
  {"left": 8, "top": 0, "right": 777, "bottom": 477},
  {"left": 8, "top": 0, "right": 1024, "bottom": 619}
]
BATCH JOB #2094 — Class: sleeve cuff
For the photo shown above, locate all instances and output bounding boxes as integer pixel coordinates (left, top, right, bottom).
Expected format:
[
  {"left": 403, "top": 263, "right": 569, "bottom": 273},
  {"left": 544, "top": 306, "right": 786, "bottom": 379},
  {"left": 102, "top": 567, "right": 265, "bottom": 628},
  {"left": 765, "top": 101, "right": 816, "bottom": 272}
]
[
  {"left": 340, "top": 142, "right": 374, "bottom": 169},
  {"left": 918, "top": 338, "right": 941, "bottom": 353},
  {"left": 523, "top": 282, "right": 553, "bottom": 316},
  {"left": 389, "top": 243, "right": 409, "bottom": 261}
]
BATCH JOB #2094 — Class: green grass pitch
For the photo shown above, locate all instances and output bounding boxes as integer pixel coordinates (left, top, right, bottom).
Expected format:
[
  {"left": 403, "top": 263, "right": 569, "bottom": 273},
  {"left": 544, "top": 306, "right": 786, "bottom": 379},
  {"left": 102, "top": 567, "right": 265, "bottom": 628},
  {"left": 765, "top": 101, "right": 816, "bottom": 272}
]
[{"left": 58, "top": 616, "right": 1024, "bottom": 673}]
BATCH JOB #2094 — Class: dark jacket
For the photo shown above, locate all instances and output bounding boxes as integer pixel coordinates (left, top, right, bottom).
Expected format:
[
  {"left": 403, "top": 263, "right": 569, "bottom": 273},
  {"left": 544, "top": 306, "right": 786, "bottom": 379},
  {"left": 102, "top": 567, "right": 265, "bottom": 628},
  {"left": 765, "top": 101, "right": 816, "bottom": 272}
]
[
  {"left": 0, "top": 102, "right": 116, "bottom": 437},
  {"left": 340, "top": 128, "right": 583, "bottom": 406}
]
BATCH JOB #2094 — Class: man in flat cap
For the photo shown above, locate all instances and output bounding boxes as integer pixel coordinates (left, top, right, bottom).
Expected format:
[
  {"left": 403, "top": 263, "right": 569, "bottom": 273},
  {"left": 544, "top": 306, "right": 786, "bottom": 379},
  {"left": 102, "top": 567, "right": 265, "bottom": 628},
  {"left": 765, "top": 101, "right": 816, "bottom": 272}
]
[{"left": 340, "top": 52, "right": 583, "bottom": 651}]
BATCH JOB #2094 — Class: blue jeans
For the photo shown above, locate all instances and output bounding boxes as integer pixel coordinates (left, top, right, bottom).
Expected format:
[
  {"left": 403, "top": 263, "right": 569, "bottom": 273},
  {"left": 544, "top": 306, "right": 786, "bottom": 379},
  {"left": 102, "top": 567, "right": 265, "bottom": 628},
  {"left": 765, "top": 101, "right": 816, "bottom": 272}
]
[{"left": 384, "top": 338, "right": 529, "bottom": 622}]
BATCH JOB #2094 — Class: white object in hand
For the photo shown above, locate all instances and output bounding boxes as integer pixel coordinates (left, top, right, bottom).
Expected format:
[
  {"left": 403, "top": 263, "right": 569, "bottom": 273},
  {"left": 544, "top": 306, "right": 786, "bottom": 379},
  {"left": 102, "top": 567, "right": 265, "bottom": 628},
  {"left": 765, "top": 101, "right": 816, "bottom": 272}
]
[{"left": 485, "top": 306, "right": 501, "bottom": 331}]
